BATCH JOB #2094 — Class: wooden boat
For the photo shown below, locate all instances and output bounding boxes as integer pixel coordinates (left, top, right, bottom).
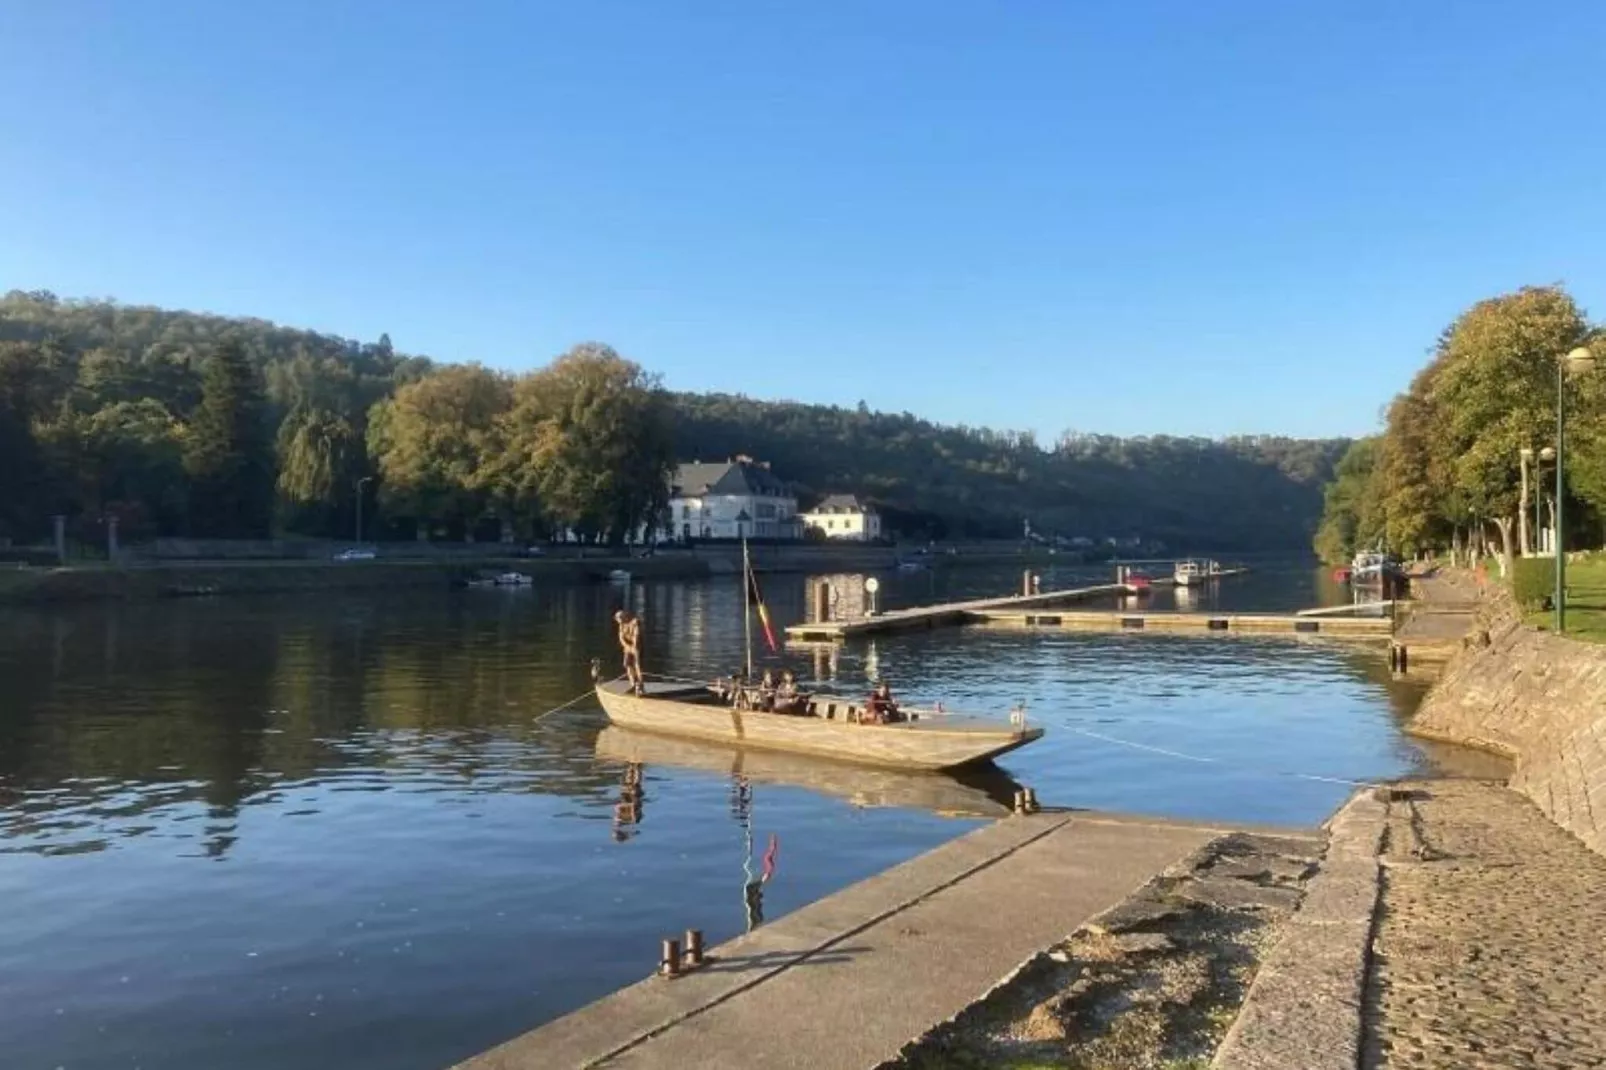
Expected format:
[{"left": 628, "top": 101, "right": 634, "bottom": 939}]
[
  {"left": 593, "top": 679, "right": 1043, "bottom": 771},
  {"left": 594, "top": 726, "right": 1022, "bottom": 818}
]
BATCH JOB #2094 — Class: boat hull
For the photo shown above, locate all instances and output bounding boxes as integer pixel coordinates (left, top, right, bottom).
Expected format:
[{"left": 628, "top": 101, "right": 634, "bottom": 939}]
[{"left": 593, "top": 682, "right": 1043, "bottom": 771}]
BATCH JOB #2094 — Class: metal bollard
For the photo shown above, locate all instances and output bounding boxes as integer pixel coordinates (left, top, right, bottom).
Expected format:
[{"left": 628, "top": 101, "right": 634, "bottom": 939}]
[
  {"left": 1012, "top": 790, "right": 1027, "bottom": 814},
  {"left": 660, "top": 938, "right": 681, "bottom": 977},
  {"left": 1398, "top": 645, "right": 1409, "bottom": 673},
  {"left": 1024, "top": 788, "right": 1039, "bottom": 813},
  {"left": 684, "top": 929, "right": 704, "bottom": 967}
]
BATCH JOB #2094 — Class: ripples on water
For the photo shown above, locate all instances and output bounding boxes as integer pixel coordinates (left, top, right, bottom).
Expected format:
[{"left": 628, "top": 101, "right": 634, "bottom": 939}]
[{"left": 0, "top": 562, "right": 1433, "bottom": 1070}]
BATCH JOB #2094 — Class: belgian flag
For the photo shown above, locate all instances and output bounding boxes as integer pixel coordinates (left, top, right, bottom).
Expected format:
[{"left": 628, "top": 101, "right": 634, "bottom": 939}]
[{"left": 747, "top": 566, "right": 778, "bottom": 652}]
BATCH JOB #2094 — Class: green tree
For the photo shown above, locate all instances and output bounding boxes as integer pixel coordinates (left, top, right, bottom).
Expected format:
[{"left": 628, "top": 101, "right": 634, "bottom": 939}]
[
  {"left": 276, "top": 406, "right": 362, "bottom": 535},
  {"left": 1313, "top": 437, "right": 1378, "bottom": 563},
  {"left": 500, "top": 344, "right": 674, "bottom": 544},
  {"left": 1429, "top": 287, "right": 1591, "bottom": 572},
  {"left": 367, "top": 363, "right": 510, "bottom": 538},
  {"left": 183, "top": 340, "right": 274, "bottom": 537}
]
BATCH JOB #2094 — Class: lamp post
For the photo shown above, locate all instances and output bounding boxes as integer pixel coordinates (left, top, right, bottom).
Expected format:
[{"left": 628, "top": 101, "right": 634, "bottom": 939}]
[
  {"left": 1519, "top": 447, "right": 1534, "bottom": 557},
  {"left": 1555, "top": 347, "right": 1596, "bottom": 633},
  {"left": 355, "top": 476, "right": 373, "bottom": 545},
  {"left": 1537, "top": 446, "right": 1555, "bottom": 555}
]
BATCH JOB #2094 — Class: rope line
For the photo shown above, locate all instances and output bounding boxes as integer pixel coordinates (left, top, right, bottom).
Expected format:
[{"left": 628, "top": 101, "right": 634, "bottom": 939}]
[
  {"left": 634, "top": 673, "right": 1376, "bottom": 786},
  {"left": 531, "top": 689, "right": 599, "bottom": 724},
  {"left": 1061, "top": 724, "right": 1380, "bottom": 787}
]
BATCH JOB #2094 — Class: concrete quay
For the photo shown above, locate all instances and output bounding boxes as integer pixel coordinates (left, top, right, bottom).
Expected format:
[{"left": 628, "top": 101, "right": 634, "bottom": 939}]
[{"left": 454, "top": 810, "right": 1317, "bottom": 1070}]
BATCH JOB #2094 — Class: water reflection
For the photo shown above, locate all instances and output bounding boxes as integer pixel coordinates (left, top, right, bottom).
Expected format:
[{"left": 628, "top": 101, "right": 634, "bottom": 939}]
[
  {"left": 0, "top": 563, "right": 1465, "bottom": 1070},
  {"left": 595, "top": 726, "right": 1021, "bottom": 818}
]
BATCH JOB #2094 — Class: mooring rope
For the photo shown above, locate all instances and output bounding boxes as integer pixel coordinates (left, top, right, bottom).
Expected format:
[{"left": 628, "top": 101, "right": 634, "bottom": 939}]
[
  {"left": 1060, "top": 724, "right": 1380, "bottom": 788},
  {"left": 531, "top": 689, "right": 599, "bottom": 724},
  {"left": 640, "top": 672, "right": 1378, "bottom": 786}
]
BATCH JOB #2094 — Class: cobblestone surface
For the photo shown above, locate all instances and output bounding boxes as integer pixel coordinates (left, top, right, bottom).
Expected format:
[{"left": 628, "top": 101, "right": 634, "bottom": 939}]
[{"left": 1369, "top": 779, "right": 1606, "bottom": 1069}]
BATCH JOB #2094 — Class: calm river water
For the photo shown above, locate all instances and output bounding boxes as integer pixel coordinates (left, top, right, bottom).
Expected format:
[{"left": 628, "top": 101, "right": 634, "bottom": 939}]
[{"left": 1, "top": 560, "right": 1439, "bottom": 1070}]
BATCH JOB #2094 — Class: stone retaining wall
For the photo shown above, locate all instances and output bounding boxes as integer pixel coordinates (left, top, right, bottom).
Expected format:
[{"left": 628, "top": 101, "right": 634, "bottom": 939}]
[{"left": 1410, "top": 587, "right": 1606, "bottom": 855}]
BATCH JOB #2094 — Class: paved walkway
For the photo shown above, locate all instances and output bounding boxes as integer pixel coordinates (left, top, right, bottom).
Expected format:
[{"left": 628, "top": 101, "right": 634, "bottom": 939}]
[
  {"left": 1369, "top": 779, "right": 1606, "bottom": 1069},
  {"left": 1396, "top": 572, "right": 1481, "bottom": 660},
  {"left": 454, "top": 811, "right": 1304, "bottom": 1070}
]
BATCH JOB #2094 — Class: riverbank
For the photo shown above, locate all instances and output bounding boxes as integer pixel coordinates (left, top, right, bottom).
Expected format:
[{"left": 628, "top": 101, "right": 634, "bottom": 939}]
[
  {"left": 0, "top": 545, "right": 1057, "bottom": 606},
  {"left": 1407, "top": 573, "right": 1606, "bottom": 854}
]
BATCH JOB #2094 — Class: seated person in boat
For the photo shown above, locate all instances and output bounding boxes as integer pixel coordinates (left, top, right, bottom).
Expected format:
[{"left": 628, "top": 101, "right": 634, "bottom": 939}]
[
  {"left": 863, "top": 679, "right": 903, "bottom": 724},
  {"left": 773, "top": 669, "right": 807, "bottom": 714},
  {"left": 757, "top": 670, "right": 777, "bottom": 711}
]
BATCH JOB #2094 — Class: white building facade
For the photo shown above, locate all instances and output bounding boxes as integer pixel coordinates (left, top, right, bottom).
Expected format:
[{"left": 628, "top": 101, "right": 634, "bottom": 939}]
[
  {"left": 666, "top": 458, "right": 802, "bottom": 541},
  {"left": 799, "top": 494, "right": 882, "bottom": 542}
]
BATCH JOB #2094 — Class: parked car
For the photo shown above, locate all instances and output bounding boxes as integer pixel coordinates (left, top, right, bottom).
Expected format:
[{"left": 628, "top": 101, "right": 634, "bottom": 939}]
[
  {"left": 523, "top": 545, "right": 547, "bottom": 557},
  {"left": 333, "top": 548, "right": 376, "bottom": 561}
]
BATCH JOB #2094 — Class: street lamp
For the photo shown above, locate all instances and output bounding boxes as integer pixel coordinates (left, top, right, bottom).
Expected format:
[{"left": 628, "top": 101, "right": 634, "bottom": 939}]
[
  {"left": 1519, "top": 446, "right": 1534, "bottom": 557},
  {"left": 1555, "top": 347, "right": 1596, "bottom": 633},
  {"left": 355, "top": 476, "right": 374, "bottom": 544},
  {"left": 1537, "top": 446, "right": 1555, "bottom": 554}
]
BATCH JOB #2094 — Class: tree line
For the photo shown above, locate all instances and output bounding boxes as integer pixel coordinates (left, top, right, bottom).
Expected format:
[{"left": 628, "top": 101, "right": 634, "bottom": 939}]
[
  {"left": 0, "top": 292, "right": 670, "bottom": 547},
  {"left": 2, "top": 291, "right": 1349, "bottom": 552},
  {"left": 1314, "top": 285, "right": 1606, "bottom": 570}
]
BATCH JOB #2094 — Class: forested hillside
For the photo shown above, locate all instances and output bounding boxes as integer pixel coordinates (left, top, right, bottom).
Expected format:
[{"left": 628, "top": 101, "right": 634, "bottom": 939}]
[
  {"left": 674, "top": 393, "right": 1346, "bottom": 546},
  {"left": 1, "top": 292, "right": 1345, "bottom": 550}
]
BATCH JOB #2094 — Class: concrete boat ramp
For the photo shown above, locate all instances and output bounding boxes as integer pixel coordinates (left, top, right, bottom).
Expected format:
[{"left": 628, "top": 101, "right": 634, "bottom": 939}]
[{"left": 454, "top": 810, "right": 1319, "bottom": 1070}]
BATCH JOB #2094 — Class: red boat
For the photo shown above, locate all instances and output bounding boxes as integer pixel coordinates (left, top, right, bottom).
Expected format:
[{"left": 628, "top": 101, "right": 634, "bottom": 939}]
[
  {"left": 1125, "top": 570, "right": 1153, "bottom": 593},
  {"left": 1332, "top": 567, "right": 1353, "bottom": 584}
]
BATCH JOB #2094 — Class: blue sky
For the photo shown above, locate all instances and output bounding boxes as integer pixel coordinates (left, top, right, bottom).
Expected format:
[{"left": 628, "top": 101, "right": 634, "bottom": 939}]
[{"left": 2, "top": 2, "right": 1603, "bottom": 441}]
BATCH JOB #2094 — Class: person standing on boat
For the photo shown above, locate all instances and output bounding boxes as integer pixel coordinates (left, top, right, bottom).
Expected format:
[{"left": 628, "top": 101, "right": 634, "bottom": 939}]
[{"left": 614, "top": 609, "right": 644, "bottom": 694}]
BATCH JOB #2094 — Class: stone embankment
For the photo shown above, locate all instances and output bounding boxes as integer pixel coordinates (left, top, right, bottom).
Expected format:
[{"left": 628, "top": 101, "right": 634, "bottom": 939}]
[{"left": 1408, "top": 581, "right": 1606, "bottom": 855}]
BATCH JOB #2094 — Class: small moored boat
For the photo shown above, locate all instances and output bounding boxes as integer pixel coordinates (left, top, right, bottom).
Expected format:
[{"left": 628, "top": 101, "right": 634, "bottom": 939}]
[
  {"left": 593, "top": 679, "right": 1042, "bottom": 771},
  {"left": 1173, "top": 559, "right": 1223, "bottom": 587}
]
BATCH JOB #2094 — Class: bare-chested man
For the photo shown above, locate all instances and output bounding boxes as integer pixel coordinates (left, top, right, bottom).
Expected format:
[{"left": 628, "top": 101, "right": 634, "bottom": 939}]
[{"left": 614, "top": 609, "right": 643, "bottom": 694}]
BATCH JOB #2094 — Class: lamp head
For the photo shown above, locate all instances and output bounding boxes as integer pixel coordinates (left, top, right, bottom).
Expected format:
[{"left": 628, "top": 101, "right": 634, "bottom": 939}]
[
  {"left": 1563, "top": 346, "right": 1596, "bottom": 378},
  {"left": 1540, "top": 446, "right": 1557, "bottom": 462},
  {"left": 1520, "top": 447, "right": 1534, "bottom": 460}
]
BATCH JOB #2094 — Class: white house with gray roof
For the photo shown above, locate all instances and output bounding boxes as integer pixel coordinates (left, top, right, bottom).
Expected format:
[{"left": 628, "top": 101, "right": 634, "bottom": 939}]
[
  {"left": 665, "top": 457, "right": 801, "bottom": 541},
  {"left": 799, "top": 494, "right": 882, "bottom": 542}
]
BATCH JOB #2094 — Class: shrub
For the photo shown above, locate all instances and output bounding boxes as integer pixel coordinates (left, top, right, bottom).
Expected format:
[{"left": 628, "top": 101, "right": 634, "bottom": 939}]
[{"left": 1512, "top": 557, "right": 1553, "bottom": 610}]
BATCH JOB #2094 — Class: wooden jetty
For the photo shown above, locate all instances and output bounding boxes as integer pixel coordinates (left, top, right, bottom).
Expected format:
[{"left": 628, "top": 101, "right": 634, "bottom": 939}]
[
  {"left": 783, "top": 582, "right": 1130, "bottom": 642},
  {"left": 970, "top": 608, "right": 1393, "bottom": 637}
]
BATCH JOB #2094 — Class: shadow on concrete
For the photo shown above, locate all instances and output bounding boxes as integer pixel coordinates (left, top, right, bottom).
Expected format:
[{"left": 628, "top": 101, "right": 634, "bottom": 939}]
[{"left": 698, "top": 945, "right": 870, "bottom": 975}]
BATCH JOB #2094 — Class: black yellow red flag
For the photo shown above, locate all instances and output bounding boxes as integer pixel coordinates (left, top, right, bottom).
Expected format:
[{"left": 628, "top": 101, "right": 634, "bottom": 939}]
[{"left": 746, "top": 566, "right": 778, "bottom": 651}]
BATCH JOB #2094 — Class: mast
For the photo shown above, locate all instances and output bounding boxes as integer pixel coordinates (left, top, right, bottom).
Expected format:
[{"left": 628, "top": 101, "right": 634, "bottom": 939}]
[{"left": 742, "top": 535, "right": 754, "bottom": 679}]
